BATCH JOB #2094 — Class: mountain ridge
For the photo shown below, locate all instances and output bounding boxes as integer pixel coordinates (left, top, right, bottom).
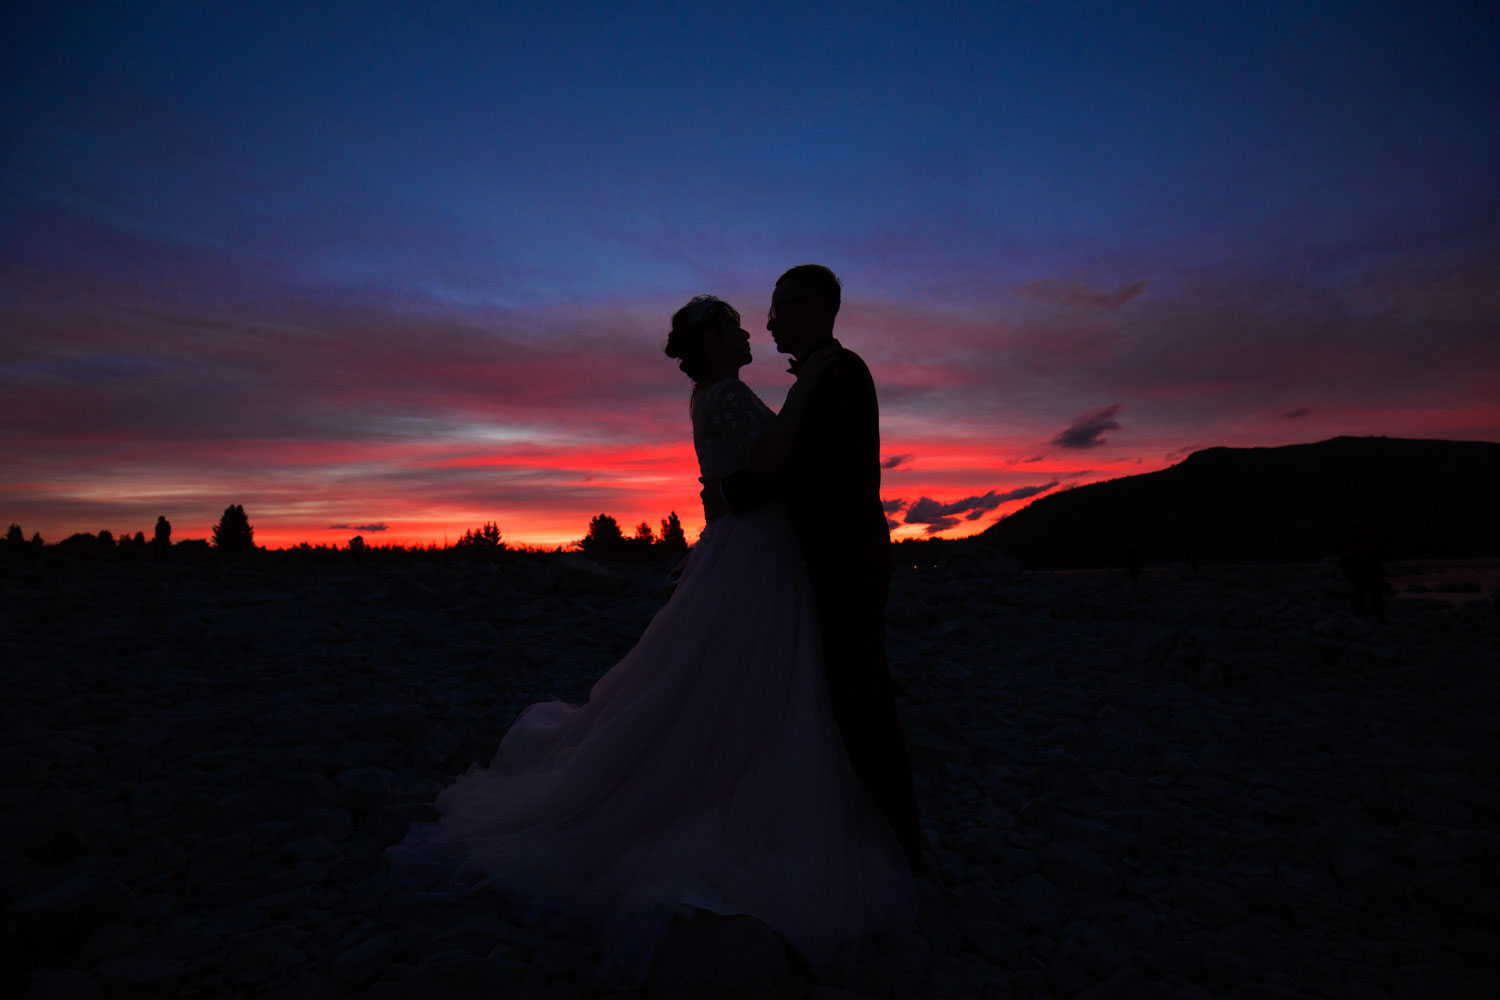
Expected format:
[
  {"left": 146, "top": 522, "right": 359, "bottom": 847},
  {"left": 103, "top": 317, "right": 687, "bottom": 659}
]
[{"left": 977, "top": 436, "right": 1500, "bottom": 567}]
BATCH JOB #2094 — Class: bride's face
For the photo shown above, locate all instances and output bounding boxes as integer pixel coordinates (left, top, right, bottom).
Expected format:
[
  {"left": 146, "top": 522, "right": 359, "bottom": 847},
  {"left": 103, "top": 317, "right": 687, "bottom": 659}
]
[{"left": 705, "top": 323, "right": 753, "bottom": 370}]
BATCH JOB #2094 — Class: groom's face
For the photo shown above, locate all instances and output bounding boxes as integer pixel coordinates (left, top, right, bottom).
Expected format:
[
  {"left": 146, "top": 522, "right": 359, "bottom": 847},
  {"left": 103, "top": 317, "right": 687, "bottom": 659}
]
[{"left": 767, "top": 283, "right": 819, "bottom": 356}]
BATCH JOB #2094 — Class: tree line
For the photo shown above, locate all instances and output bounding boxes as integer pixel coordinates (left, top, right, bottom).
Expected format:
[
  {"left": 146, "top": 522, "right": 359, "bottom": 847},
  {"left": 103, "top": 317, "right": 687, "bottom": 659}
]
[{"left": 4, "top": 505, "right": 692, "bottom": 563}]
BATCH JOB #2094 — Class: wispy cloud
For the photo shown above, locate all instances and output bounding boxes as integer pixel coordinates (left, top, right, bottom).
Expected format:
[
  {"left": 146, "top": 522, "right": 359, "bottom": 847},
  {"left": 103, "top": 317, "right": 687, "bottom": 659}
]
[
  {"left": 1018, "top": 278, "right": 1149, "bottom": 309},
  {"left": 902, "top": 481, "right": 1060, "bottom": 534},
  {"left": 1051, "top": 405, "right": 1124, "bottom": 450},
  {"left": 330, "top": 522, "right": 389, "bottom": 532}
]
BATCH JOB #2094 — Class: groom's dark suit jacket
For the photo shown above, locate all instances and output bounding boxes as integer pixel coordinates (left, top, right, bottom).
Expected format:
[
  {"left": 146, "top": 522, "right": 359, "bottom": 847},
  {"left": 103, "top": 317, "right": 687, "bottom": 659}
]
[{"left": 723, "top": 338, "right": 922, "bottom": 873}]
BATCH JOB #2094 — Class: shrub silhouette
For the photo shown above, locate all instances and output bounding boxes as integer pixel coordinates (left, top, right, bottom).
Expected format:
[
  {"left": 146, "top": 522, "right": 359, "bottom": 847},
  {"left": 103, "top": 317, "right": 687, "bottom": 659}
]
[{"left": 212, "top": 504, "right": 255, "bottom": 553}]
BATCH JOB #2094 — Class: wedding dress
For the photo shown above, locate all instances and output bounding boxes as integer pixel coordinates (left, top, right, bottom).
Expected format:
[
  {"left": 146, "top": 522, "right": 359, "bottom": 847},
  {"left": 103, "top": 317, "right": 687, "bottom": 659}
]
[{"left": 388, "top": 377, "right": 913, "bottom": 986}]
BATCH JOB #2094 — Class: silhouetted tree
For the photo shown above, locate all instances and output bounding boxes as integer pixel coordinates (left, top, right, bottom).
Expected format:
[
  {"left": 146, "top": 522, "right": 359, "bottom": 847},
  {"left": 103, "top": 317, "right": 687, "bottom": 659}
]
[
  {"left": 212, "top": 504, "right": 255, "bottom": 554},
  {"left": 5, "top": 524, "right": 21, "bottom": 547},
  {"left": 659, "top": 511, "right": 687, "bottom": 556},
  {"left": 58, "top": 531, "right": 113, "bottom": 558},
  {"left": 633, "top": 521, "right": 656, "bottom": 545},
  {"left": 455, "top": 521, "right": 504, "bottom": 550},
  {"left": 119, "top": 531, "right": 148, "bottom": 559},
  {"left": 580, "top": 513, "right": 625, "bottom": 559},
  {"left": 176, "top": 538, "right": 211, "bottom": 559}
]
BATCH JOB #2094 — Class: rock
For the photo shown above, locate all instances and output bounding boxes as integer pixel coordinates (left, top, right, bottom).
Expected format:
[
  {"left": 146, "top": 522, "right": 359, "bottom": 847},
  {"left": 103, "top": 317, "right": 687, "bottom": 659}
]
[
  {"left": 24, "top": 969, "right": 104, "bottom": 1000},
  {"left": 200, "top": 905, "right": 270, "bottom": 937},
  {"left": 422, "top": 916, "right": 519, "bottom": 960},
  {"left": 152, "top": 914, "right": 226, "bottom": 959},
  {"left": 1010, "top": 874, "right": 1068, "bottom": 934},
  {"left": 115, "top": 834, "right": 187, "bottom": 886},
  {"left": 532, "top": 939, "right": 594, "bottom": 980},
  {"left": 1144, "top": 939, "right": 1202, "bottom": 981},
  {"left": 15, "top": 788, "right": 89, "bottom": 858},
  {"left": 297, "top": 807, "right": 355, "bottom": 844},
  {"left": 1042, "top": 754, "right": 1103, "bottom": 796},
  {"left": 1048, "top": 940, "right": 1098, "bottom": 997},
  {"left": 928, "top": 954, "right": 983, "bottom": 997},
  {"left": 644, "top": 914, "right": 788, "bottom": 999},
  {"left": 358, "top": 705, "right": 429, "bottom": 740},
  {"left": 1039, "top": 840, "right": 1121, "bottom": 896},
  {"left": 1180, "top": 878, "right": 1251, "bottom": 928},
  {"left": 1331, "top": 847, "right": 1403, "bottom": 901},
  {"left": 1076, "top": 965, "right": 1147, "bottom": 1000},
  {"left": 223, "top": 924, "right": 310, "bottom": 980},
  {"left": 76, "top": 922, "right": 142, "bottom": 966},
  {"left": 539, "top": 555, "right": 632, "bottom": 596},
  {"left": 288, "top": 835, "right": 339, "bottom": 863},
  {"left": 127, "top": 780, "right": 179, "bottom": 822},
  {"left": 282, "top": 971, "right": 340, "bottom": 1000},
  {"left": 96, "top": 955, "right": 185, "bottom": 991},
  {"left": 1203, "top": 950, "right": 1258, "bottom": 992},
  {"left": 961, "top": 920, "right": 1028, "bottom": 964},
  {"left": 186, "top": 833, "right": 252, "bottom": 892},
  {"left": 949, "top": 826, "right": 1007, "bottom": 863},
  {"left": 334, "top": 767, "right": 398, "bottom": 813},
  {"left": 332, "top": 931, "right": 399, "bottom": 986},
  {"left": 6, "top": 867, "right": 136, "bottom": 952}
]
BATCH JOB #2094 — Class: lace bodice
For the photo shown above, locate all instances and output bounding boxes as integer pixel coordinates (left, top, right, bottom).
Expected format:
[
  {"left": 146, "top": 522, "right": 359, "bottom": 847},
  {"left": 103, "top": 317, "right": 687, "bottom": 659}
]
[{"left": 690, "top": 378, "right": 775, "bottom": 479}]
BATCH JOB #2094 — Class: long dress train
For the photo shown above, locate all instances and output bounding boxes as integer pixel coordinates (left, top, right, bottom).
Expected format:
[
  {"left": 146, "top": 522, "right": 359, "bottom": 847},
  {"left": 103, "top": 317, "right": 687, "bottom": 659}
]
[{"left": 388, "top": 377, "right": 913, "bottom": 986}]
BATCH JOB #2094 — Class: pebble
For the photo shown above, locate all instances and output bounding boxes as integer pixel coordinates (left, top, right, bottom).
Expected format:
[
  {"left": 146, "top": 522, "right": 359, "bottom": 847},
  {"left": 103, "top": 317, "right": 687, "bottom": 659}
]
[{"left": 3, "top": 555, "right": 1497, "bottom": 997}]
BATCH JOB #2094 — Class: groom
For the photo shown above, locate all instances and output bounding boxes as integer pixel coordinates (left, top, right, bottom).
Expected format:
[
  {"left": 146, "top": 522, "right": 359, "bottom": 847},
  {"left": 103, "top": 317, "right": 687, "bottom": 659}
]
[{"left": 724, "top": 264, "right": 923, "bottom": 875}]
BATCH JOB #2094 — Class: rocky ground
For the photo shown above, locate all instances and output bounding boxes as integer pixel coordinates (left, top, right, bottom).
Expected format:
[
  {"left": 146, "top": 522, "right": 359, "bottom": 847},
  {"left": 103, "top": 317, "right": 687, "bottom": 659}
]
[{"left": 2, "top": 551, "right": 1497, "bottom": 999}]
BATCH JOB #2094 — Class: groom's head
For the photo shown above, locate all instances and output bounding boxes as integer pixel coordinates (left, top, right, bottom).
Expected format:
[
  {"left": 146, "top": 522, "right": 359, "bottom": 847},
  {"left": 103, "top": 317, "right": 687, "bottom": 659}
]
[{"left": 768, "top": 264, "right": 841, "bottom": 356}]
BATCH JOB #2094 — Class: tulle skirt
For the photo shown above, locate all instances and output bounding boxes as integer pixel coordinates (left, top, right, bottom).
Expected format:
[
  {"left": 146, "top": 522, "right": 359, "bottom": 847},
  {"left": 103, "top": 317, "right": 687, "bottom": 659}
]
[{"left": 388, "top": 502, "right": 913, "bottom": 986}]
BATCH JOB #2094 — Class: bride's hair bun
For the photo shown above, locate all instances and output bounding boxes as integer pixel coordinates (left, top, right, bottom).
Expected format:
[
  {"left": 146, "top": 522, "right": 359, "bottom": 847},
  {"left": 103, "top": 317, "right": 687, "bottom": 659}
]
[{"left": 666, "top": 295, "right": 740, "bottom": 383}]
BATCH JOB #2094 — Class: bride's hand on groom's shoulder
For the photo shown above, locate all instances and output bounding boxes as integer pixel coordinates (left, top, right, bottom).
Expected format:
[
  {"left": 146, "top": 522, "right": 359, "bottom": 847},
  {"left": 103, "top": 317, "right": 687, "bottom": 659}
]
[
  {"left": 798, "top": 345, "right": 838, "bottom": 383},
  {"left": 788, "top": 347, "right": 838, "bottom": 403}
]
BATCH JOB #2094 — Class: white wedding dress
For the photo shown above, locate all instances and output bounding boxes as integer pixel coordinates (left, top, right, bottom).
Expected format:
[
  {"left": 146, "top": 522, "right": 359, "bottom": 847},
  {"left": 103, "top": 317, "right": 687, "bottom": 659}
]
[{"left": 389, "top": 377, "right": 913, "bottom": 986}]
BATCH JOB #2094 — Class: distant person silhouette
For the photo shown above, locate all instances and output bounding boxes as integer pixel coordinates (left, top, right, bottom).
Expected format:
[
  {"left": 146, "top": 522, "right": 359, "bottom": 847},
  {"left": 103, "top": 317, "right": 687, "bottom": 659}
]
[
  {"left": 721, "top": 264, "right": 924, "bottom": 876},
  {"left": 153, "top": 515, "right": 171, "bottom": 559}
]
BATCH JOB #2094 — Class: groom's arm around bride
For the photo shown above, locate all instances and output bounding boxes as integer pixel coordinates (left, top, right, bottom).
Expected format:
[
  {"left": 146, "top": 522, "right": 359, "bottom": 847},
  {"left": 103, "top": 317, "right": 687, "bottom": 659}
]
[{"left": 725, "top": 264, "right": 925, "bottom": 876}]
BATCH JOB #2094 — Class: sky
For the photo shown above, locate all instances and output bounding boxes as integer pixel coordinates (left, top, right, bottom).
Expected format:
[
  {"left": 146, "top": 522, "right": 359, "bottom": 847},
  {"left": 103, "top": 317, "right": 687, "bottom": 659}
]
[{"left": 4, "top": 1, "right": 1498, "bottom": 548}]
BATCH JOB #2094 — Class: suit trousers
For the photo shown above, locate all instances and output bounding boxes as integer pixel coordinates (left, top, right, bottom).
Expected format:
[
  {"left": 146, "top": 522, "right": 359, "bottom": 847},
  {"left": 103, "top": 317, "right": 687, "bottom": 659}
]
[{"left": 808, "top": 565, "right": 924, "bottom": 875}]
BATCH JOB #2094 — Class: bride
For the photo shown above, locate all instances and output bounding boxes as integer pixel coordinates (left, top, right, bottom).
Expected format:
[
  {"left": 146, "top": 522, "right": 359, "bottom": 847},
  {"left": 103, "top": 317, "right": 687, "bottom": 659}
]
[{"left": 389, "top": 295, "right": 914, "bottom": 986}]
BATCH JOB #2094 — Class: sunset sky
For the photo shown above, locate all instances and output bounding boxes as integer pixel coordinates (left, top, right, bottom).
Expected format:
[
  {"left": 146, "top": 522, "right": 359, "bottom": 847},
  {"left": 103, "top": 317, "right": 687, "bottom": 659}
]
[{"left": 4, "top": 1, "right": 1497, "bottom": 548}]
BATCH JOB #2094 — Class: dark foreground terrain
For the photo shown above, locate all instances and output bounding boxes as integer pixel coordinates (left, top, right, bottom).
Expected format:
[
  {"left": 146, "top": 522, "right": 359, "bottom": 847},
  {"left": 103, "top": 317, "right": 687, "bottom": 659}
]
[{"left": 2, "top": 553, "right": 1497, "bottom": 999}]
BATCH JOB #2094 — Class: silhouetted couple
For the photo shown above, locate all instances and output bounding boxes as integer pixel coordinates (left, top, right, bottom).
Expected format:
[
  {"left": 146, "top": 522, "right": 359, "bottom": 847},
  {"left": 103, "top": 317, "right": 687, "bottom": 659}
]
[{"left": 391, "top": 265, "right": 921, "bottom": 986}]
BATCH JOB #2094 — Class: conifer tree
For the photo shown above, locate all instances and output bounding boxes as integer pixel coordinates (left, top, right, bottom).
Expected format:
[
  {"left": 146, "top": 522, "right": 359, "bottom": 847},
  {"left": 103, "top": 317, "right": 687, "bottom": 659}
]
[
  {"left": 212, "top": 504, "right": 255, "bottom": 553},
  {"left": 659, "top": 511, "right": 687, "bottom": 555}
]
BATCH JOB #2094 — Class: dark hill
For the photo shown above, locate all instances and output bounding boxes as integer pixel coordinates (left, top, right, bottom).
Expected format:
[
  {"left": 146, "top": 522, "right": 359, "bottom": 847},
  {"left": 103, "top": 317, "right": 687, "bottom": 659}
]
[{"left": 978, "top": 436, "right": 1500, "bottom": 568}]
